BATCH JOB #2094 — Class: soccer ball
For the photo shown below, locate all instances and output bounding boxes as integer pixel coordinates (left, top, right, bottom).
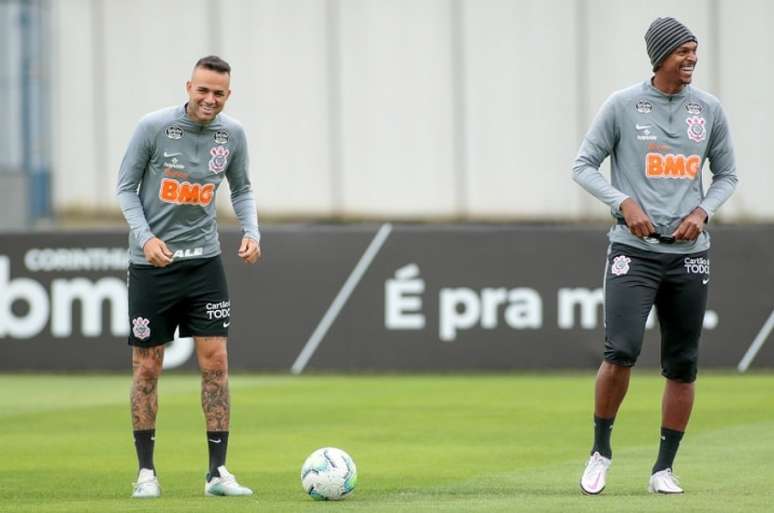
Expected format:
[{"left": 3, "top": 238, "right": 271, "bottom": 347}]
[{"left": 300, "top": 447, "right": 358, "bottom": 500}]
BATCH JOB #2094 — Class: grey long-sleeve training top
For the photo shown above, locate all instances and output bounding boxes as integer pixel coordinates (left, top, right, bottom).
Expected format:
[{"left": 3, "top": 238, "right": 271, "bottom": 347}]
[
  {"left": 573, "top": 80, "right": 737, "bottom": 254},
  {"left": 116, "top": 105, "right": 260, "bottom": 265}
]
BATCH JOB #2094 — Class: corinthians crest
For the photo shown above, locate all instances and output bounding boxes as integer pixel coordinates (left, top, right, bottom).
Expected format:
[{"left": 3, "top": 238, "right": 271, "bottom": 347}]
[
  {"left": 208, "top": 145, "right": 230, "bottom": 174},
  {"left": 610, "top": 255, "right": 631, "bottom": 276},
  {"left": 132, "top": 317, "right": 151, "bottom": 340},
  {"left": 686, "top": 116, "right": 706, "bottom": 143}
]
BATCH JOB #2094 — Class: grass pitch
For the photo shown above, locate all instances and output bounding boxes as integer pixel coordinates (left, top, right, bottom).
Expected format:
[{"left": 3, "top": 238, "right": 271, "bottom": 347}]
[{"left": 1, "top": 372, "right": 773, "bottom": 513}]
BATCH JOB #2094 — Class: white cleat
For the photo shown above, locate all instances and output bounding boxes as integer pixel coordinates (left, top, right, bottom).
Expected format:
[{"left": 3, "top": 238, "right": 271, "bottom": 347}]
[
  {"left": 648, "top": 468, "right": 684, "bottom": 494},
  {"left": 132, "top": 468, "right": 160, "bottom": 498},
  {"left": 580, "top": 452, "right": 611, "bottom": 495},
  {"left": 205, "top": 465, "right": 254, "bottom": 496}
]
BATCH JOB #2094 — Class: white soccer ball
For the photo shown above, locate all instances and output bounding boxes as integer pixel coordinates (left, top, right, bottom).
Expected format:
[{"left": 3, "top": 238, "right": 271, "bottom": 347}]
[{"left": 300, "top": 447, "right": 358, "bottom": 500}]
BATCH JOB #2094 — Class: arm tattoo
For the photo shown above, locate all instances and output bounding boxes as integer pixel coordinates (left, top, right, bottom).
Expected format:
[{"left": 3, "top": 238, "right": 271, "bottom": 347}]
[{"left": 201, "top": 368, "right": 230, "bottom": 431}]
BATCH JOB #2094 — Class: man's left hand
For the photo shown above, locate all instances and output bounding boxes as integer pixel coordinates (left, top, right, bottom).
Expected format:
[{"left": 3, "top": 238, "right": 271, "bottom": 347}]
[
  {"left": 238, "top": 237, "right": 261, "bottom": 264},
  {"left": 672, "top": 207, "right": 708, "bottom": 241}
]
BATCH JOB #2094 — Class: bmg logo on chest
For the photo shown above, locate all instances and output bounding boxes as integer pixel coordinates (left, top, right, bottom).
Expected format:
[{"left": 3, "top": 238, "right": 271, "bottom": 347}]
[
  {"left": 159, "top": 178, "right": 215, "bottom": 206},
  {"left": 646, "top": 153, "right": 701, "bottom": 179}
]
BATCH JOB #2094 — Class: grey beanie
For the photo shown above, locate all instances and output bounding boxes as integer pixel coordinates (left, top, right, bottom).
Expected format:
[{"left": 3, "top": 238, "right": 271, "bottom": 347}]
[{"left": 645, "top": 17, "right": 697, "bottom": 71}]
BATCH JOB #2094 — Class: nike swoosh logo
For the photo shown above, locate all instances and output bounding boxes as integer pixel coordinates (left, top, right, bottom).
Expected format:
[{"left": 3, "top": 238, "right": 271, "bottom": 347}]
[
  {"left": 208, "top": 439, "right": 222, "bottom": 444},
  {"left": 223, "top": 321, "right": 231, "bottom": 328},
  {"left": 635, "top": 124, "right": 652, "bottom": 130},
  {"left": 163, "top": 152, "right": 181, "bottom": 158},
  {"left": 702, "top": 278, "right": 710, "bottom": 285}
]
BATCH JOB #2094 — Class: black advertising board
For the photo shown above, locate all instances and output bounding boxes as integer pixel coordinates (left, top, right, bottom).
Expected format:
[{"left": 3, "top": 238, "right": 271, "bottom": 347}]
[{"left": 0, "top": 225, "right": 771, "bottom": 373}]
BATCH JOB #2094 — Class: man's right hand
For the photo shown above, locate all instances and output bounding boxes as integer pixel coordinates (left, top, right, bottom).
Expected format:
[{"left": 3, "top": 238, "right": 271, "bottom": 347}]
[
  {"left": 143, "top": 237, "right": 173, "bottom": 267},
  {"left": 619, "top": 198, "right": 655, "bottom": 238}
]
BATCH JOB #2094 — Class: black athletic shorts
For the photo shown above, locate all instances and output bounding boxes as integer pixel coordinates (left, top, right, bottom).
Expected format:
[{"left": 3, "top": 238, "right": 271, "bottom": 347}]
[
  {"left": 603, "top": 243, "right": 709, "bottom": 383},
  {"left": 127, "top": 255, "right": 230, "bottom": 347}
]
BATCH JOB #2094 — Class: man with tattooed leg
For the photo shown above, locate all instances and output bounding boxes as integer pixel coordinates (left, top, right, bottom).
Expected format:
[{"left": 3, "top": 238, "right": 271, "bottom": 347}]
[{"left": 117, "top": 55, "right": 261, "bottom": 498}]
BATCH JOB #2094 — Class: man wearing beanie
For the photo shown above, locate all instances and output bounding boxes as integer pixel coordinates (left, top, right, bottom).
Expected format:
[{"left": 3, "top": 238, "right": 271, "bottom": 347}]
[{"left": 572, "top": 17, "right": 738, "bottom": 495}]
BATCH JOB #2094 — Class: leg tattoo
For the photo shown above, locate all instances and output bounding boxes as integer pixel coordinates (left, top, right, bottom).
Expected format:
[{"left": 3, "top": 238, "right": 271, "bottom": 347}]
[
  {"left": 131, "top": 347, "right": 163, "bottom": 430},
  {"left": 201, "top": 368, "right": 230, "bottom": 431}
]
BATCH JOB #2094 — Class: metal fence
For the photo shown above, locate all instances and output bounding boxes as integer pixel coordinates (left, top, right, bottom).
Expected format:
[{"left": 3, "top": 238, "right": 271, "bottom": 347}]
[{"left": 0, "top": 0, "right": 50, "bottom": 227}]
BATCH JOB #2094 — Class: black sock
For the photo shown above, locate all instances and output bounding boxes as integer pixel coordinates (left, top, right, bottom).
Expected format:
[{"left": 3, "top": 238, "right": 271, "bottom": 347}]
[
  {"left": 133, "top": 429, "right": 156, "bottom": 472},
  {"left": 652, "top": 427, "right": 684, "bottom": 474},
  {"left": 207, "top": 431, "right": 229, "bottom": 478},
  {"left": 592, "top": 415, "right": 615, "bottom": 459}
]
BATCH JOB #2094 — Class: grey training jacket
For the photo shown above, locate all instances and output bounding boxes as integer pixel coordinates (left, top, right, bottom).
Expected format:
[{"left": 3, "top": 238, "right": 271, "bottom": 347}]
[
  {"left": 573, "top": 80, "right": 737, "bottom": 254},
  {"left": 117, "top": 105, "right": 260, "bottom": 265}
]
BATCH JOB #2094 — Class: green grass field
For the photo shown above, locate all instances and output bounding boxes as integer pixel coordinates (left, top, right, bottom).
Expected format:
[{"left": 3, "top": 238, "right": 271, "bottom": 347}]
[{"left": 2, "top": 373, "right": 773, "bottom": 512}]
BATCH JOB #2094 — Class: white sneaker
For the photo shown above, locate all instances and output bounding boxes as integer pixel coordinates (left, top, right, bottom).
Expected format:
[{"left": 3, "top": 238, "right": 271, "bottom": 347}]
[
  {"left": 580, "top": 452, "right": 611, "bottom": 495},
  {"left": 204, "top": 465, "right": 254, "bottom": 496},
  {"left": 132, "top": 468, "right": 160, "bottom": 498},
  {"left": 648, "top": 468, "right": 684, "bottom": 494}
]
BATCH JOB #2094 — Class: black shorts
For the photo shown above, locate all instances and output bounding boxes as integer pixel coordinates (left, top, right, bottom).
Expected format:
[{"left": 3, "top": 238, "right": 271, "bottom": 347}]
[
  {"left": 127, "top": 255, "right": 230, "bottom": 347},
  {"left": 603, "top": 243, "right": 709, "bottom": 383}
]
